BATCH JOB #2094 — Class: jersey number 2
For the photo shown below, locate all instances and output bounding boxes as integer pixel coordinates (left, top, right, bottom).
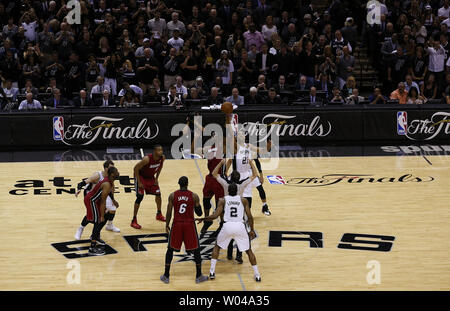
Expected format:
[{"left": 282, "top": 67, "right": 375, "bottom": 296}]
[{"left": 230, "top": 207, "right": 238, "bottom": 217}]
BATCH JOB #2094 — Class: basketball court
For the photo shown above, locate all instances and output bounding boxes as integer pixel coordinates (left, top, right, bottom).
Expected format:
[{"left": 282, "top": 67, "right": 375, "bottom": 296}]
[{"left": 0, "top": 151, "right": 449, "bottom": 290}]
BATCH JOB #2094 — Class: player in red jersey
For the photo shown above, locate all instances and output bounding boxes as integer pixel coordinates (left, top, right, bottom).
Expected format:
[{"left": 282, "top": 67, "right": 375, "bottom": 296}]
[
  {"left": 160, "top": 176, "right": 209, "bottom": 284},
  {"left": 84, "top": 166, "right": 120, "bottom": 256},
  {"left": 131, "top": 145, "right": 166, "bottom": 229},
  {"left": 201, "top": 140, "right": 226, "bottom": 234}
]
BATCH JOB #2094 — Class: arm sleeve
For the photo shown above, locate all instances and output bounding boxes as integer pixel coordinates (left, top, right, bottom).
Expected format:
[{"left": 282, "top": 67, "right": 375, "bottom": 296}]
[{"left": 254, "top": 158, "right": 262, "bottom": 173}]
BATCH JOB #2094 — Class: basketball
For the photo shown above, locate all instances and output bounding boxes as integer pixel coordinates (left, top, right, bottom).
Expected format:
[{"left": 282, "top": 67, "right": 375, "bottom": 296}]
[{"left": 221, "top": 102, "right": 233, "bottom": 114}]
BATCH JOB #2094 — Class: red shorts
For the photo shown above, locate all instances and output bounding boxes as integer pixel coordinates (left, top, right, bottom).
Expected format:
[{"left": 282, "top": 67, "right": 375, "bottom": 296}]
[
  {"left": 169, "top": 221, "right": 199, "bottom": 251},
  {"left": 202, "top": 174, "right": 224, "bottom": 199},
  {"left": 136, "top": 175, "right": 161, "bottom": 195},
  {"left": 83, "top": 196, "right": 101, "bottom": 223}
]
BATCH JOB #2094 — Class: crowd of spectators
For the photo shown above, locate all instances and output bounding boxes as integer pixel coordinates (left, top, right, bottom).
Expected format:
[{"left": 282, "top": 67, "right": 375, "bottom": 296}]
[
  {"left": 366, "top": 0, "right": 450, "bottom": 104},
  {"left": 1, "top": 1, "right": 450, "bottom": 111}
]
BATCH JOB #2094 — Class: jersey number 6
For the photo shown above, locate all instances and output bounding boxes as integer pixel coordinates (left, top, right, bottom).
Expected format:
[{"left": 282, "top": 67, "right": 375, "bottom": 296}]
[{"left": 179, "top": 203, "right": 187, "bottom": 214}]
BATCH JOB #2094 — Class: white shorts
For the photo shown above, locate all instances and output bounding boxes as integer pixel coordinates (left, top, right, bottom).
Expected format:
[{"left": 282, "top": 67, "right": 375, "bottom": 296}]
[
  {"left": 242, "top": 176, "right": 261, "bottom": 198},
  {"left": 105, "top": 196, "right": 116, "bottom": 212},
  {"left": 216, "top": 222, "right": 250, "bottom": 252}
]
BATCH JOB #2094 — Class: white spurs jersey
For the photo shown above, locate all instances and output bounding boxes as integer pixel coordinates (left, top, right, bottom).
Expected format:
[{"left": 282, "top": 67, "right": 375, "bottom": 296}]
[
  {"left": 223, "top": 195, "right": 245, "bottom": 223},
  {"left": 235, "top": 144, "right": 252, "bottom": 178},
  {"left": 96, "top": 171, "right": 105, "bottom": 185}
]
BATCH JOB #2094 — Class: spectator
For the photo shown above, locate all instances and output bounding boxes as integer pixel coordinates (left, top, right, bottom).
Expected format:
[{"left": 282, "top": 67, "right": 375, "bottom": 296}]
[
  {"left": 187, "top": 87, "right": 202, "bottom": 100},
  {"left": 194, "top": 76, "right": 209, "bottom": 97},
  {"left": 407, "top": 87, "right": 427, "bottom": 104},
  {"left": 390, "top": 82, "right": 408, "bottom": 104},
  {"left": 244, "top": 23, "right": 265, "bottom": 52},
  {"left": 65, "top": 52, "right": 84, "bottom": 98},
  {"left": 20, "top": 79, "right": 38, "bottom": 98},
  {"left": 226, "top": 87, "right": 244, "bottom": 106},
  {"left": 168, "top": 29, "right": 185, "bottom": 52},
  {"left": 426, "top": 38, "right": 446, "bottom": 84},
  {"left": 315, "top": 73, "right": 334, "bottom": 97},
  {"left": 421, "top": 74, "right": 438, "bottom": 100},
  {"left": 329, "top": 86, "right": 345, "bottom": 104},
  {"left": 341, "top": 76, "right": 357, "bottom": 98},
  {"left": 255, "top": 43, "right": 277, "bottom": 83},
  {"left": 336, "top": 46, "right": 355, "bottom": 90},
  {"left": 256, "top": 74, "right": 268, "bottom": 91},
  {"left": 144, "top": 86, "right": 162, "bottom": 103},
  {"left": 296, "top": 75, "right": 311, "bottom": 91},
  {"left": 19, "top": 92, "right": 42, "bottom": 110},
  {"left": 215, "top": 50, "right": 234, "bottom": 86},
  {"left": 345, "top": 88, "right": 365, "bottom": 105},
  {"left": 263, "top": 88, "right": 282, "bottom": 105},
  {"left": 95, "top": 89, "right": 113, "bottom": 107},
  {"left": 404, "top": 75, "right": 420, "bottom": 94},
  {"left": 262, "top": 16, "right": 277, "bottom": 42},
  {"left": 137, "top": 48, "right": 159, "bottom": 94},
  {"left": 167, "top": 12, "right": 186, "bottom": 37},
  {"left": 369, "top": 88, "right": 387, "bottom": 105},
  {"left": 245, "top": 86, "right": 264, "bottom": 105},
  {"left": 166, "top": 85, "right": 183, "bottom": 106},
  {"left": 46, "top": 88, "right": 69, "bottom": 108},
  {"left": 207, "top": 87, "right": 223, "bottom": 105},
  {"left": 72, "top": 90, "right": 93, "bottom": 107},
  {"left": 300, "top": 86, "right": 322, "bottom": 104},
  {"left": 174, "top": 75, "right": 188, "bottom": 99},
  {"left": 163, "top": 48, "right": 181, "bottom": 90},
  {"left": 3, "top": 80, "right": 19, "bottom": 102},
  {"left": 103, "top": 54, "right": 121, "bottom": 96},
  {"left": 409, "top": 46, "right": 428, "bottom": 83},
  {"left": 120, "top": 91, "right": 140, "bottom": 107},
  {"left": 274, "top": 75, "right": 293, "bottom": 93},
  {"left": 148, "top": 10, "right": 167, "bottom": 37},
  {"left": 120, "top": 59, "right": 136, "bottom": 84},
  {"left": 85, "top": 56, "right": 100, "bottom": 95},
  {"left": 90, "top": 76, "right": 111, "bottom": 99},
  {"left": 179, "top": 48, "right": 198, "bottom": 87}
]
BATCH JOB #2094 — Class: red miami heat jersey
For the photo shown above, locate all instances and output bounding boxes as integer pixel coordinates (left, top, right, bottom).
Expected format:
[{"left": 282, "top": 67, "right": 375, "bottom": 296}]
[
  {"left": 173, "top": 190, "right": 195, "bottom": 222},
  {"left": 84, "top": 177, "right": 111, "bottom": 222},
  {"left": 139, "top": 153, "right": 164, "bottom": 178}
]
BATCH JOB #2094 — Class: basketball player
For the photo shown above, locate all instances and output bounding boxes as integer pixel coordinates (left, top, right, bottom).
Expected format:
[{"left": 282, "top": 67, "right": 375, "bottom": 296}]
[
  {"left": 201, "top": 141, "right": 225, "bottom": 234},
  {"left": 131, "top": 145, "right": 166, "bottom": 229},
  {"left": 196, "top": 183, "right": 261, "bottom": 282},
  {"left": 83, "top": 166, "right": 120, "bottom": 255},
  {"left": 160, "top": 176, "right": 209, "bottom": 284},
  {"left": 213, "top": 158, "right": 258, "bottom": 263},
  {"left": 233, "top": 132, "right": 272, "bottom": 215},
  {"left": 74, "top": 160, "right": 120, "bottom": 241}
]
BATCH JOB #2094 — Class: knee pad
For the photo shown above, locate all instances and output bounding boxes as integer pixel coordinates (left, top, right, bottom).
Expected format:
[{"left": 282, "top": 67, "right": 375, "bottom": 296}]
[
  {"left": 203, "top": 198, "right": 212, "bottom": 210},
  {"left": 135, "top": 193, "right": 144, "bottom": 204},
  {"left": 256, "top": 185, "right": 266, "bottom": 200}
]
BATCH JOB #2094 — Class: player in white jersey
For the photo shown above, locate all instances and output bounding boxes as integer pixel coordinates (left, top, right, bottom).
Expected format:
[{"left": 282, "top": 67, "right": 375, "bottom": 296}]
[
  {"left": 74, "top": 160, "right": 120, "bottom": 241},
  {"left": 213, "top": 158, "right": 258, "bottom": 263},
  {"left": 196, "top": 183, "right": 261, "bottom": 282}
]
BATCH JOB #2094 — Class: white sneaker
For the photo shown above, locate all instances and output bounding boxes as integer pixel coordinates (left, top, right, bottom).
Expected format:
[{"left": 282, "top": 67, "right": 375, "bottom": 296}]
[
  {"left": 75, "top": 226, "right": 84, "bottom": 240},
  {"left": 106, "top": 223, "right": 120, "bottom": 232}
]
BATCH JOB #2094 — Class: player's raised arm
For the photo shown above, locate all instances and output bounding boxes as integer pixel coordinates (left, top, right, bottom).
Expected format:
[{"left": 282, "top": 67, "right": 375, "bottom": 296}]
[
  {"left": 165, "top": 192, "right": 174, "bottom": 234},
  {"left": 193, "top": 193, "right": 203, "bottom": 217},
  {"left": 134, "top": 156, "right": 150, "bottom": 189},
  {"left": 212, "top": 159, "right": 226, "bottom": 179},
  {"left": 99, "top": 181, "right": 112, "bottom": 223},
  {"left": 224, "top": 158, "right": 233, "bottom": 176},
  {"left": 197, "top": 198, "right": 224, "bottom": 223},
  {"left": 243, "top": 198, "right": 256, "bottom": 239}
]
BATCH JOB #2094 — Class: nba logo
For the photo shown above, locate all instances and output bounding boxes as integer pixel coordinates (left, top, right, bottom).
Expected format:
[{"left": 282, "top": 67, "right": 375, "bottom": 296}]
[
  {"left": 397, "top": 111, "right": 407, "bottom": 136},
  {"left": 53, "top": 116, "right": 64, "bottom": 141},
  {"left": 267, "top": 175, "right": 286, "bottom": 185}
]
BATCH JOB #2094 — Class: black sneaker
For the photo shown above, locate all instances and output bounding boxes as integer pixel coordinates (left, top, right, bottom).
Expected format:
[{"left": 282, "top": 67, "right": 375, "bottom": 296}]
[
  {"left": 90, "top": 236, "right": 106, "bottom": 245},
  {"left": 235, "top": 253, "right": 243, "bottom": 264},
  {"left": 88, "top": 246, "right": 105, "bottom": 256},
  {"left": 201, "top": 220, "right": 213, "bottom": 233},
  {"left": 262, "top": 205, "right": 271, "bottom": 216},
  {"left": 255, "top": 275, "right": 261, "bottom": 282},
  {"left": 209, "top": 273, "right": 215, "bottom": 280}
]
